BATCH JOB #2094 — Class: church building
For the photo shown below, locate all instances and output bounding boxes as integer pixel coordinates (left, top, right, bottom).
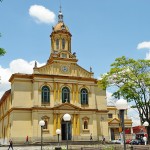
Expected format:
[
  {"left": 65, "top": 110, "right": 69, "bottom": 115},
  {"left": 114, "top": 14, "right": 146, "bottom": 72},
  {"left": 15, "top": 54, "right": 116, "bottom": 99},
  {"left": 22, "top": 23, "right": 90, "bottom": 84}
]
[{"left": 0, "top": 8, "right": 132, "bottom": 144}]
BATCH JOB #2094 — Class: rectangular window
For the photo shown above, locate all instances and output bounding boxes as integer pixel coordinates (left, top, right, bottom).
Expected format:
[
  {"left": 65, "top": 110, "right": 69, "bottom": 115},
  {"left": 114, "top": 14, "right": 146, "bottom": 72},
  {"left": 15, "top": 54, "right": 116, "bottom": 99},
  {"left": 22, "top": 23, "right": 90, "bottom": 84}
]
[{"left": 108, "top": 114, "right": 113, "bottom": 118}]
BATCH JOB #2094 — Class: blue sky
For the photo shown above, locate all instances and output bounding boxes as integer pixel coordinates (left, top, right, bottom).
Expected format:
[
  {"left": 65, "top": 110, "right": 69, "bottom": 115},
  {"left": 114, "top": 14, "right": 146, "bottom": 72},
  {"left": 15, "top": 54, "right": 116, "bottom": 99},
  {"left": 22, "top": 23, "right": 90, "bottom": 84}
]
[{"left": 1, "top": 0, "right": 150, "bottom": 126}]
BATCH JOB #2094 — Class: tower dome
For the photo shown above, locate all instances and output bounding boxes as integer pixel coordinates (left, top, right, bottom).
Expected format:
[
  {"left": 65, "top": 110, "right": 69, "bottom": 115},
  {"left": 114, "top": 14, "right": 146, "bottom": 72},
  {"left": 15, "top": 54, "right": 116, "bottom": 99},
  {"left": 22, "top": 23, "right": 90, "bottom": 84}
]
[
  {"left": 50, "top": 6, "right": 72, "bottom": 55},
  {"left": 52, "top": 6, "right": 70, "bottom": 33},
  {"left": 53, "top": 22, "right": 69, "bottom": 32}
]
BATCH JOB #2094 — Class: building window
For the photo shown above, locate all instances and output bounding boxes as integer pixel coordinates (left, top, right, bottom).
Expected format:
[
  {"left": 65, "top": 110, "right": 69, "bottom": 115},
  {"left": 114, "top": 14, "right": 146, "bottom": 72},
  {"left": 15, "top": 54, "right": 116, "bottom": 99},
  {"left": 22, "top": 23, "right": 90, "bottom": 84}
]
[
  {"left": 81, "top": 88, "right": 88, "bottom": 105},
  {"left": 108, "top": 113, "right": 113, "bottom": 118},
  {"left": 62, "top": 87, "right": 70, "bottom": 103},
  {"left": 84, "top": 121, "right": 88, "bottom": 129},
  {"left": 62, "top": 39, "right": 65, "bottom": 49},
  {"left": 41, "top": 116, "right": 49, "bottom": 130},
  {"left": 41, "top": 86, "right": 50, "bottom": 104},
  {"left": 56, "top": 39, "right": 59, "bottom": 49},
  {"left": 43, "top": 120, "right": 48, "bottom": 129}
]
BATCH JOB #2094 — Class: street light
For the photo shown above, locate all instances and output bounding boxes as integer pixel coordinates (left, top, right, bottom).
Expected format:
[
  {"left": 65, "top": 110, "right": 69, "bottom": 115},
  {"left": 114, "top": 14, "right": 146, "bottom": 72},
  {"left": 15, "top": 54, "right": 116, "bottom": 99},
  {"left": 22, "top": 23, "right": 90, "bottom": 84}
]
[
  {"left": 55, "top": 129, "right": 61, "bottom": 150},
  {"left": 63, "top": 113, "right": 71, "bottom": 150},
  {"left": 116, "top": 99, "right": 128, "bottom": 150},
  {"left": 143, "top": 121, "right": 149, "bottom": 144},
  {"left": 39, "top": 120, "right": 45, "bottom": 150}
]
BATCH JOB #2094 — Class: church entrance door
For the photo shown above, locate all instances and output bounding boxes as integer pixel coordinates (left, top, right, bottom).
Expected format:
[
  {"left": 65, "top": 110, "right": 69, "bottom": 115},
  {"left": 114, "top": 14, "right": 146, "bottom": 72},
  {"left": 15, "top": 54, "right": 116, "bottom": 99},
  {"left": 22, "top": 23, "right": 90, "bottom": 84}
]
[{"left": 61, "top": 120, "right": 72, "bottom": 140}]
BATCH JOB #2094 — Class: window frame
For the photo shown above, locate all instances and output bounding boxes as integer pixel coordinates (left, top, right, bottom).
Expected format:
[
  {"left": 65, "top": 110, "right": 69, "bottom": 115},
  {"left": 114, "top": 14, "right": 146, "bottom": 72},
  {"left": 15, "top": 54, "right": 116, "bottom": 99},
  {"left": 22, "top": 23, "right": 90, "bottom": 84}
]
[
  {"left": 81, "top": 88, "right": 88, "bottom": 105},
  {"left": 62, "top": 38, "right": 65, "bottom": 49},
  {"left": 41, "top": 86, "right": 50, "bottom": 104},
  {"left": 56, "top": 39, "right": 59, "bottom": 49},
  {"left": 108, "top": 113, "right": 113, "bottom": 118},
  {"left": 62, "top": 87, "right": 70, "bottom": 103}
]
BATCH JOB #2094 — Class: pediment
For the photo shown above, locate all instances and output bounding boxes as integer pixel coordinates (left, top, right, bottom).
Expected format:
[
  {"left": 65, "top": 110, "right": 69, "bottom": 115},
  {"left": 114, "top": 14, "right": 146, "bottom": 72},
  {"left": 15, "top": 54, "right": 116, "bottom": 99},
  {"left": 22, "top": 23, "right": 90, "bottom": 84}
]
[
  {"left": 108, "top": 118, "right": 120, "bottom": 124},
  {"left": 52, "top": 102, "right": 81, "bottom": 110}
]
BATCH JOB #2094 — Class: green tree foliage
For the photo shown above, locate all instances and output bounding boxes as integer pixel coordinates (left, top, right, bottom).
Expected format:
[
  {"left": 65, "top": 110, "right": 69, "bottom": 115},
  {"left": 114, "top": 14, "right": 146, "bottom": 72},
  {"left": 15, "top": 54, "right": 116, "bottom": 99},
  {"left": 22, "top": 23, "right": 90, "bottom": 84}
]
[
  {"left": 0, "top": 33, "right": 6, "bottom": 56},
  {"left": 0, "top": 48, "right": 6, "bottom": 56},
  {"left": 98, "top": 56, "right": 150, "bottom": 124}
]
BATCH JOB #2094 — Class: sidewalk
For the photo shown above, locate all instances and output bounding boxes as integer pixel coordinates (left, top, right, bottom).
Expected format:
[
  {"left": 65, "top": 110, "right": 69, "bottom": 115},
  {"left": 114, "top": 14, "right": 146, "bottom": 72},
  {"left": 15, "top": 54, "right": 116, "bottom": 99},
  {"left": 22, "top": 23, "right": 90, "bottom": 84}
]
[{"left": 1, "top": 144, "right": 150, "bottom": 150}]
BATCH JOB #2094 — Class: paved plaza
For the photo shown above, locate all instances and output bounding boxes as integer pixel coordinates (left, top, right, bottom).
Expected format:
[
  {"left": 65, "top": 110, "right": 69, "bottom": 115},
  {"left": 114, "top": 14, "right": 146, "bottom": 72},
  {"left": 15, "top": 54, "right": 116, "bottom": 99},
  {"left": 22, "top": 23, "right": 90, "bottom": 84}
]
[{"left": 1, "top": 144, "right": 150, "bottom": 150}]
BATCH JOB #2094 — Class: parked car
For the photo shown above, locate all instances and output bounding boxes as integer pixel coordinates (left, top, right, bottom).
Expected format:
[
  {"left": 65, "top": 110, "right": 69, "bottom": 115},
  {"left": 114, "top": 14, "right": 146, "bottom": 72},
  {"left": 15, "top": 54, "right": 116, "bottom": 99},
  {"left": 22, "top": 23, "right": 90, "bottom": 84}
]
[
  {"left": 130, "top": 139, "right": 145, "bottom": 145},
  {"left": 126, "top": 139, "right": 132, "bottom": 144},
  {"left": 111, "top": 138, "right": 121, "bottom": 144},
  {"left": 130, "top": 139, "right": 140, "bottom": 145},
  {"left": 137, "top": 138, "right": 145, "bottom": 145}
]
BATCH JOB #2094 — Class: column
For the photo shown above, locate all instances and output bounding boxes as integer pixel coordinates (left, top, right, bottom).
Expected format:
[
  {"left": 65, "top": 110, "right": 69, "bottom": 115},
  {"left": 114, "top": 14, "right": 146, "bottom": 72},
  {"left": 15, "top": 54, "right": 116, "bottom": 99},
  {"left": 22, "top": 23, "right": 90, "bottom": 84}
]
[
  {"left": 54, "top": 83, "right": 56, "bottom": 103},
  {"left": 57, "top": 114, "right": 61, "bottom": 129},
  {"left": 73, "top": 114, "right": 76, "bottom": 136},
  {"left": 72, "top": 84, "right": 75, "bottom": 103},
  {"left": 76, "top": 84, "right": 78, "bottom": 103},
  {"left": 92, "top": 114, "right": 97, "bottom": 139},
  {"left": 53, "top": 114, "right": 56, "bottom": 135},
  {"left": 76, "top": 114, "right": 80, "bottom": 135},
  {"left": 33, "top": 81, "right": 39, "bottom": 106},
  {"left": 57, "top": 83, "right": 60, "bottom": 102}
]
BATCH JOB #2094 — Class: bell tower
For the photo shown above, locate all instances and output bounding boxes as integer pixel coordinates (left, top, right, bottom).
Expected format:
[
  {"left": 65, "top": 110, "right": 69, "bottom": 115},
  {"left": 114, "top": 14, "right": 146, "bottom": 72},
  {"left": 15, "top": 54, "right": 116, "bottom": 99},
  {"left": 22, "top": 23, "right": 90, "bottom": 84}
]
[{"left": 50, "top": 7, "right": 72, "bottom": 55}]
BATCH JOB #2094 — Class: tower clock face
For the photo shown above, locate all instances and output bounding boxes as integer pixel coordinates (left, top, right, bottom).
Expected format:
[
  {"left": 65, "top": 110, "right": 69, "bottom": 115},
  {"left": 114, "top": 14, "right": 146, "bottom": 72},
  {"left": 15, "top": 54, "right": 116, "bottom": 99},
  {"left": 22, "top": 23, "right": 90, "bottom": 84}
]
[{"left": 61, "top": 66, "right": 69, "bottom": 72}]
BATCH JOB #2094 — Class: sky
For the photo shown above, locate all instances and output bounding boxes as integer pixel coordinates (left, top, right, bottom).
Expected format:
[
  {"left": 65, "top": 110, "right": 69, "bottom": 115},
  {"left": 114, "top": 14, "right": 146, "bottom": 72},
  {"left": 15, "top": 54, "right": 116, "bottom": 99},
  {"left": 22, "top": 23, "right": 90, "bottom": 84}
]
[{"left": 1, "top": 0, "right": 150, "bottom": 126}]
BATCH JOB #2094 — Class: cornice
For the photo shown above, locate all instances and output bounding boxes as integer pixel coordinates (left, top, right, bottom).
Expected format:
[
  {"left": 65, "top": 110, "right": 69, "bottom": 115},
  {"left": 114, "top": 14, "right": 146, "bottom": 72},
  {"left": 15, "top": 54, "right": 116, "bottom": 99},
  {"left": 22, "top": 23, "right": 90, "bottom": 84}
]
[
  {"left": 0, "top": 106, "right": 108, "bottom": 121},
  {"left": 9, "top": 73, "right": 97, "bottom": 83}
]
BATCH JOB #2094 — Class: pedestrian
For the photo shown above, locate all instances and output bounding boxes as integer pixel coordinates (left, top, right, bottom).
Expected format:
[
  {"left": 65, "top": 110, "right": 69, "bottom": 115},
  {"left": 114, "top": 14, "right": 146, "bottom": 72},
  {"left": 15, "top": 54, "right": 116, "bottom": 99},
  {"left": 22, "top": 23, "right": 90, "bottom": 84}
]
[
  {"left": 8, "top": 139, "right": 13, "bottom": 150},
  {"left": 90, "top": 133, "right": 93, "bottom": 141},
  {"left": 102, "top": 137, "right": 105, "bottom": 144},
  {"left": 25, "top": 135, "right": 29, "bottom": 144},
  {"left": 143, "top": 136, "right": 147, "bottom": 145}
]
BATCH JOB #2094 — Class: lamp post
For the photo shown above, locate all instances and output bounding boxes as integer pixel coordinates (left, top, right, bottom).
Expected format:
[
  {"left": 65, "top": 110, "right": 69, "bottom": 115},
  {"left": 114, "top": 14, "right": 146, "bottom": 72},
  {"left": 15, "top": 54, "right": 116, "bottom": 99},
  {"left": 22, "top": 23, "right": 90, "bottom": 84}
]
[
  {"left": 39, "top": 120, "right": 45, "bottom": 150},
  {"left": 63, "top": 113, "right": 71, "bottom": 150},
  {"left": 143, "top": 121, "right": 149, "bottom": 144},
  {"left": 116, "top": 99, "right": 128, "bottom": 150},
  {"left": 56, "top": 129, "right": 61, "bottom": 146}
]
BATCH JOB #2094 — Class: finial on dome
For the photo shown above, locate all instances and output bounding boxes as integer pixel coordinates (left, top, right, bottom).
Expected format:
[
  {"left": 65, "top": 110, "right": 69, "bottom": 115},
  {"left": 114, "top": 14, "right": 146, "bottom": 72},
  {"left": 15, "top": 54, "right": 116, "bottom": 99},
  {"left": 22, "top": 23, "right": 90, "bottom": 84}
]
[
  {"left": 90, "top": 66, "right": 92, "bottom": 72},
  {"left": 34, "top": 61, "right": 37, "bottom": 68},
  {"left": 58, "top": 4, "right": 63, "bottom": 22}
]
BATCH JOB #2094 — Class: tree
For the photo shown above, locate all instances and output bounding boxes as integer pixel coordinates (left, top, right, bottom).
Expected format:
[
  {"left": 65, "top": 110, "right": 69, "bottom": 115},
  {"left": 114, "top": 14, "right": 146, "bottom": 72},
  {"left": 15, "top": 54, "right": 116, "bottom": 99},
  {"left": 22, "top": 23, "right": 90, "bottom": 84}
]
[
  {"left": 98, "top": 56, "right": 150, "bottom": 141},
  {"left": 0, "top": 33, "right": 6, "bottom": 56},
  {"left": 0, "top": 47, "right": 6, "bottom": 56}
]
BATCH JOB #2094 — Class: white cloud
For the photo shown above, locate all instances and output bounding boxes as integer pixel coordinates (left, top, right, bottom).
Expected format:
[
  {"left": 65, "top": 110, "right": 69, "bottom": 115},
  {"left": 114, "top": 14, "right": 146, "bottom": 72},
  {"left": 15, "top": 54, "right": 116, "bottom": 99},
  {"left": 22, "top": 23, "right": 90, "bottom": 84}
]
[
  {"left": 0, "top": 59, "right": 45, "bottom": 99},
  {"left": 146, "top": 50, "right": 150, "bottom": 60},
  {"left": 29, "top": 5, "right": 56, "bottom": 24},
  {"left": 106, "top": 91, "right": 116, "bottom": 106},
  {"left": 137, "top": 41, "right": 150, "bottom": 50},
  {"left": 128, "top": 107, "right": 141, "bottom": 126}
]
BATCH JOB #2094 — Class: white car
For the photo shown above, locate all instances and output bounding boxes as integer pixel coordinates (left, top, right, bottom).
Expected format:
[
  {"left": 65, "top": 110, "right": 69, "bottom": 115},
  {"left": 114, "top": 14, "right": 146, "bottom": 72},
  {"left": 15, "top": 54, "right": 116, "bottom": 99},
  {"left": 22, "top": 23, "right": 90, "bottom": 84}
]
[{"left": 111, "top": 138, "right": 121, "bottom": 144}]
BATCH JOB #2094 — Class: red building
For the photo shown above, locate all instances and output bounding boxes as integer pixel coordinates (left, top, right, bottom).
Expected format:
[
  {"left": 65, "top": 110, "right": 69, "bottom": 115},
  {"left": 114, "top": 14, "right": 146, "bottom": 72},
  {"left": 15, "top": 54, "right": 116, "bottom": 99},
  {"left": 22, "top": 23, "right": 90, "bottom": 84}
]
[{"left": 132, "top": 126, "right": 147, "bottom": 138}]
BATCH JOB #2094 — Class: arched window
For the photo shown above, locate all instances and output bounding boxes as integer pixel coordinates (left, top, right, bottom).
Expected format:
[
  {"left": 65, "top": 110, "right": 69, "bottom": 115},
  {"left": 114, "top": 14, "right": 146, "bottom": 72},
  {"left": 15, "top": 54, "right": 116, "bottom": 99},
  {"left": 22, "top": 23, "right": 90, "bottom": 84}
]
[
  {"left": 41, "top": 116, "right": 49, "bottom": 130},
  {"left": 81, "top": 88, "right": 88, "bottom": 105},
  {"left": 62, "top": 39, "right": 65, "bottom": 49},
  {"left": 42, "top": 86, "right": 50, "bottom": 104},
  {"left": 62, "top": 87, "right": 70, "bottom": 103},
  {"left": 84, "top": 121, "right": 88, "bottom": 129},
  {"left": 43, "top": 120, "right": 48, "bottom": 129},
  {"left": 56, "top": 39, "right": 59, "bottom": 49}
]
